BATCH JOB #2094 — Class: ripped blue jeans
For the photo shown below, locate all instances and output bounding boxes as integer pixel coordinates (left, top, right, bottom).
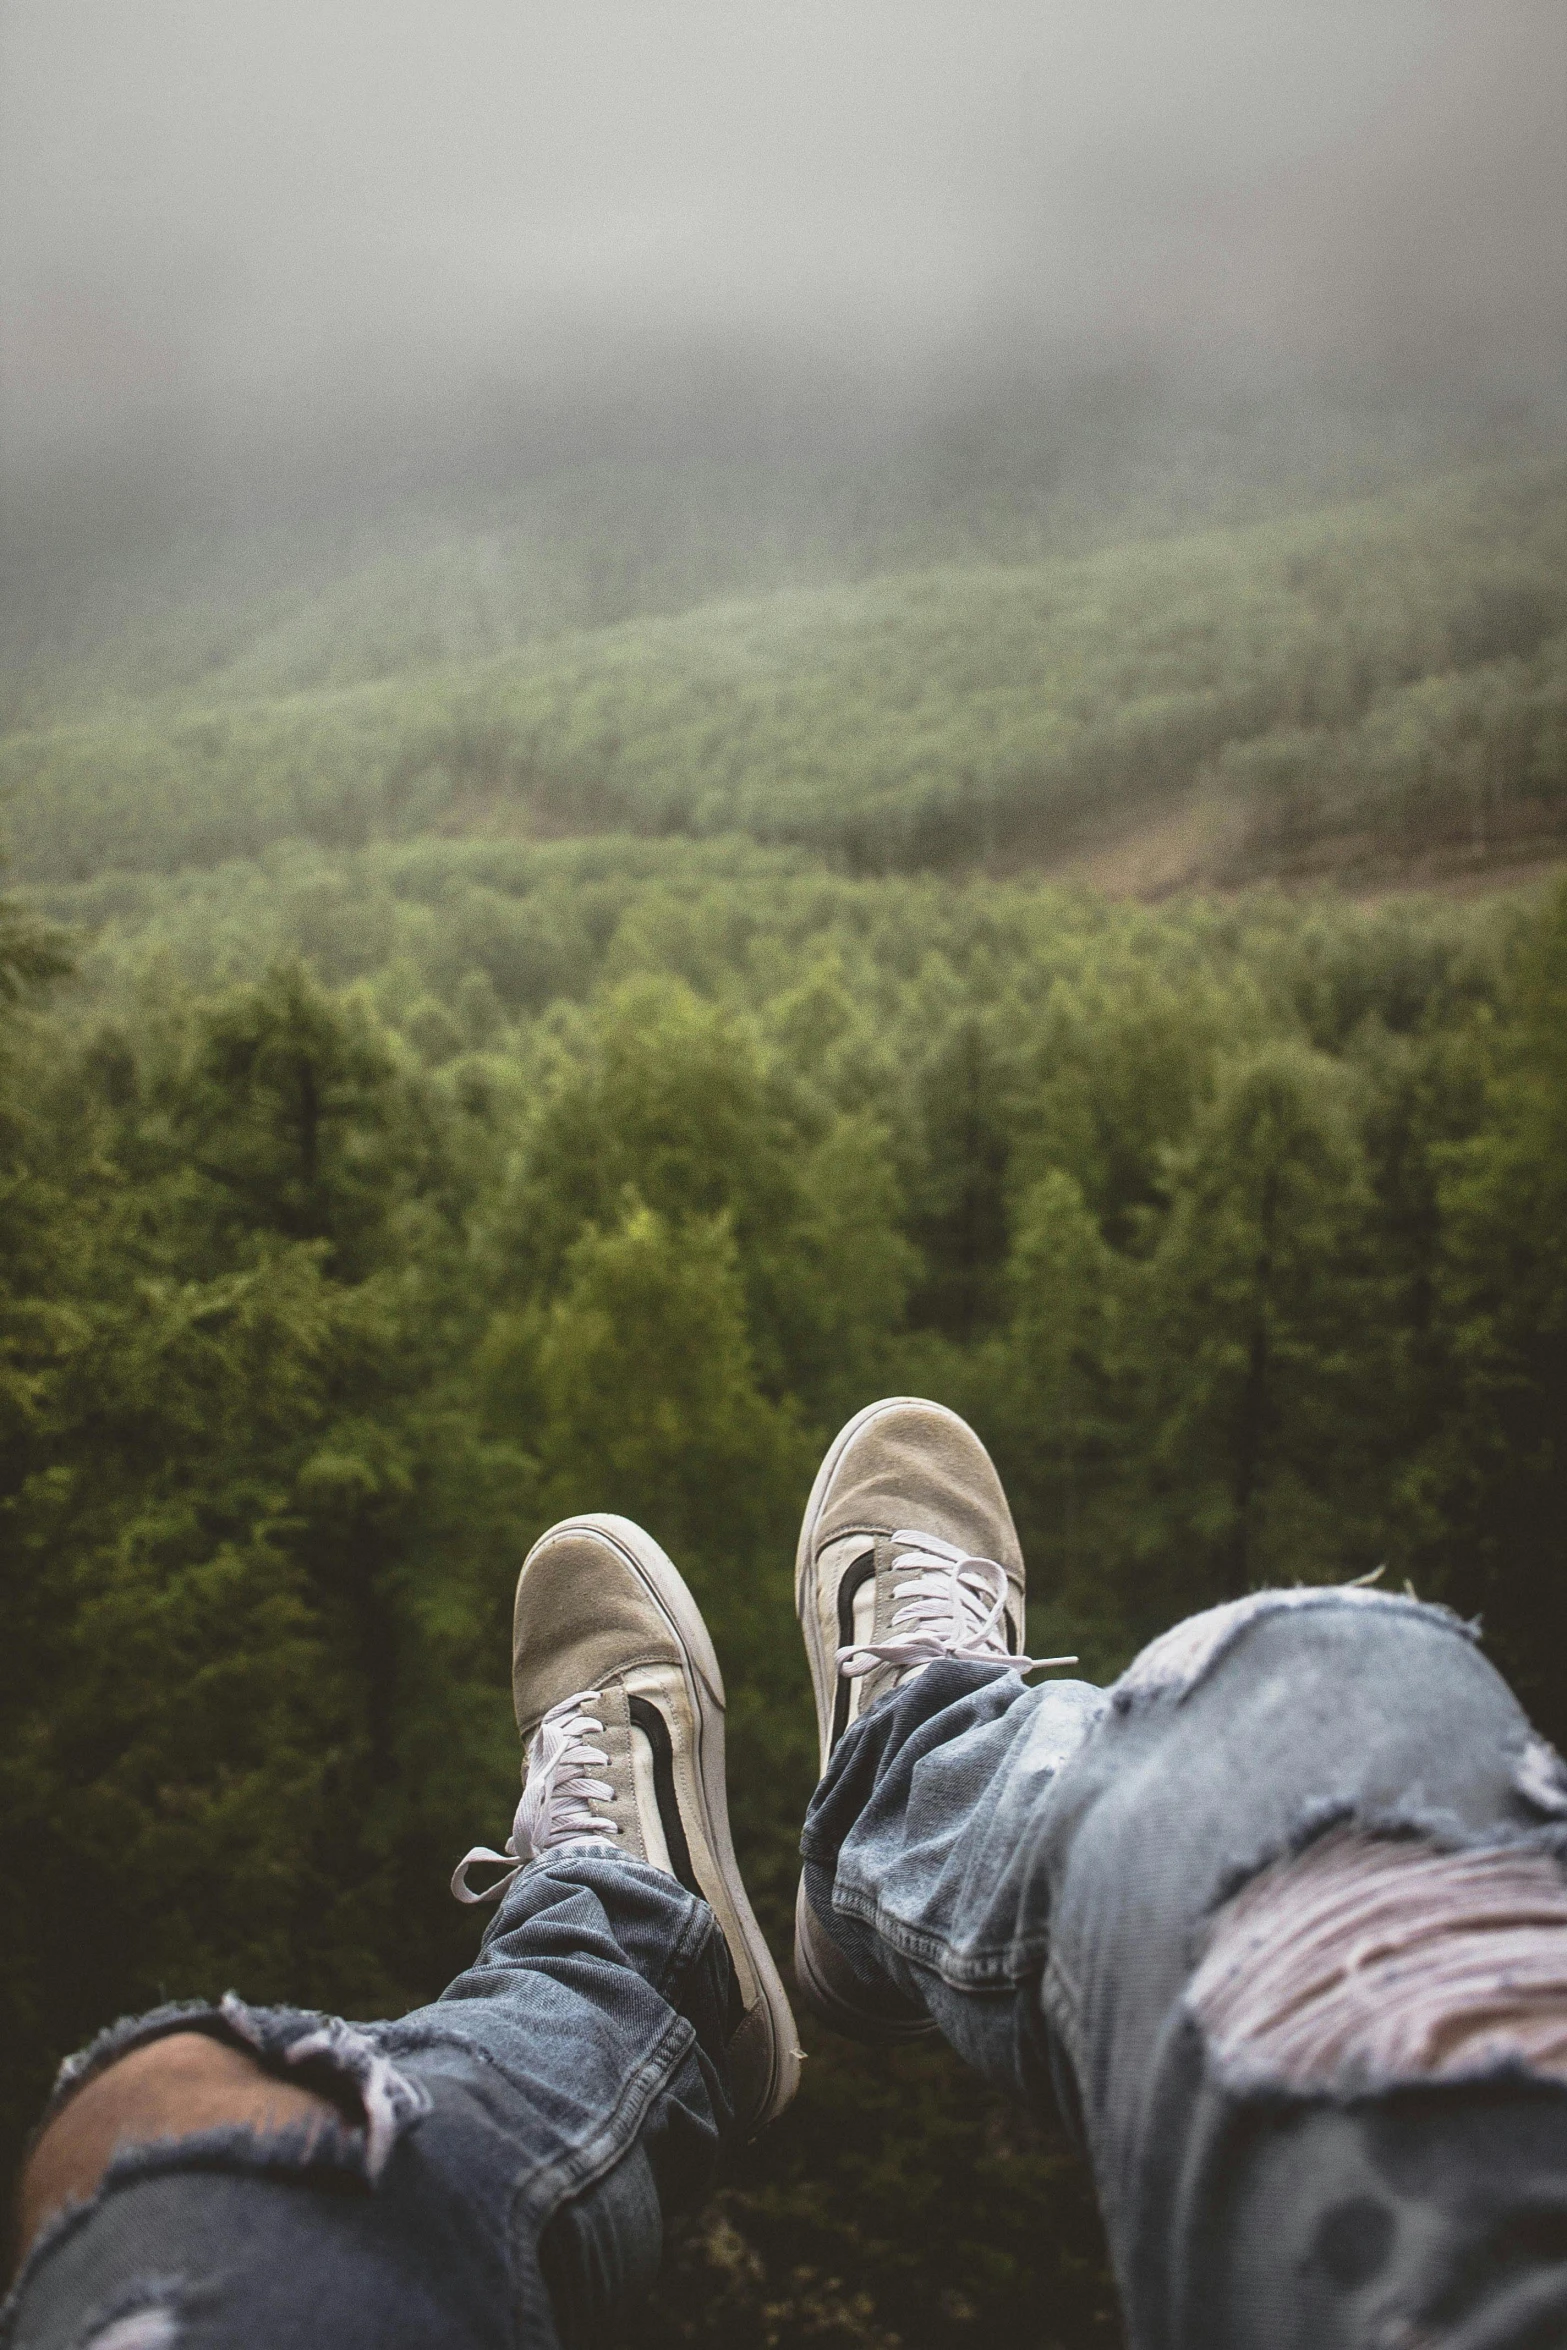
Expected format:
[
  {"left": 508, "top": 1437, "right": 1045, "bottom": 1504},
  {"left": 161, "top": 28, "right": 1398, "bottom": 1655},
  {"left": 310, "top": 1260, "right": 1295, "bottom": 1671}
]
[
  {"left": 12, "top": 1588, "right": 1567, "bottom": 2350},
  {"left": 3, "top": 1858, "right": 736, "bottom": 2350},
  {"left": 804, "top": 1587, "right": 1567, "bottom": 2349}
]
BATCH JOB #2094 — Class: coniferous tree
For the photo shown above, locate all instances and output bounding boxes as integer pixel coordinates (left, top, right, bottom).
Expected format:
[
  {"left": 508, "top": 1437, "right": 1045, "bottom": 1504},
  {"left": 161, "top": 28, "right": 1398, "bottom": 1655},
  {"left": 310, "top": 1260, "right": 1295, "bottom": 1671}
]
[
  {"left": 1414, "top": 883, "right": 1567, "bottom": 1733},
  {"left": 1132, "top": 1040, "right": 1386, "bottom": 1619}
]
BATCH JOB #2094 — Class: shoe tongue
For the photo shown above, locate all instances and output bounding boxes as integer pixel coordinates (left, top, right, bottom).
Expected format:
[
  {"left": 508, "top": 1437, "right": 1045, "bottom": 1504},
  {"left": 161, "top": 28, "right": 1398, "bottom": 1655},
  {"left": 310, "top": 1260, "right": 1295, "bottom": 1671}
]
[
  {"left": 576, "top": 1683, "right": 650, "bottom": 1863},
  {"left": 880, "top": 1532, "right": 1018, "bottom": 1664},
  {"left": 872, "top": 1529, "right": 912, "bottom": 1642}
]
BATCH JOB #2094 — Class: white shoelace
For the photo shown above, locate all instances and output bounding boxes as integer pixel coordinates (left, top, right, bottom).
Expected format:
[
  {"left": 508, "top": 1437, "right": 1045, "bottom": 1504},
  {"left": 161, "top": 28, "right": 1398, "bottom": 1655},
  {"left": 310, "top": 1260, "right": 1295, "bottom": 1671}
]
[
  {"left": 836, "top": 1528, "right": 1077, "bottom": 1684},
  {"left": 451, "top": 1688, "right": 620, "bottom": 1904}
]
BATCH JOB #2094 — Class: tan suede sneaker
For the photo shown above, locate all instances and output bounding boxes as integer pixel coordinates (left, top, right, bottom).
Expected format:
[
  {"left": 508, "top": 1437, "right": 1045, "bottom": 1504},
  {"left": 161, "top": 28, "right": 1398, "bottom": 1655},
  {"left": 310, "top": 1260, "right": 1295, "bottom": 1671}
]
[
  {"left": 793, "top": 1397, "right": 1072, "bottom": 2041},
  {"left": 453, "top": 1513, "right": 801, "bottom": 2135}
]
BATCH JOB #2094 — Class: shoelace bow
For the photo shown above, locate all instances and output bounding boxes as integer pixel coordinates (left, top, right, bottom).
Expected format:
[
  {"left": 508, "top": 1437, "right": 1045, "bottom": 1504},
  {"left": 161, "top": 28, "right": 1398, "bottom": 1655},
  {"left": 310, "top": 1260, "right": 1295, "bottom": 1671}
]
[
  {"left": 451, "top": 1688, "right": 619, "bottom": 1904},
  {"left": 837, "top": 1528, "right": 1076, "bottom": 1682}
]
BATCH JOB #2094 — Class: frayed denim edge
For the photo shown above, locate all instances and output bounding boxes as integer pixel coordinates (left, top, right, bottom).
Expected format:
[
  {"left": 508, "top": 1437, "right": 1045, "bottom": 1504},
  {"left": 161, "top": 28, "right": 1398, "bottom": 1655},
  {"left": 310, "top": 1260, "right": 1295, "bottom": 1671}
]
[
  {"left": 1111, "top": 1586, "right": 1478, "bottom": 1713},
  {"left": 0, "top": 2118, "right": 361, "bottom": 2349},
  {"left": 1199, "top": 1796, "right": 1567, "bottom": 1941}
]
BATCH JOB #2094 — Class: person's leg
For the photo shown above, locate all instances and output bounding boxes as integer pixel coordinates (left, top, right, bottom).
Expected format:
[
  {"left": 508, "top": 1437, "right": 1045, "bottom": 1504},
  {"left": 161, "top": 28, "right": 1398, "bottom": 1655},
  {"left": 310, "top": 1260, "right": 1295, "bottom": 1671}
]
[
  {"left": 7, "top": 1514, "right": 798, "bottom": 2350},
  {"left": 795, "top": 1397, "right": 1567, "bottom": 2350}
]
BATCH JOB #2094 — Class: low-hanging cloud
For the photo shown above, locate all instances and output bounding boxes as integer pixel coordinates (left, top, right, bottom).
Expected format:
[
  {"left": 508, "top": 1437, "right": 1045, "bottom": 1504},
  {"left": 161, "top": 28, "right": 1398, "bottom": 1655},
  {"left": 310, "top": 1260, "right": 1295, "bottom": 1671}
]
[{"left": 1, "top": 0, "right": 1562, "bottom": 499}]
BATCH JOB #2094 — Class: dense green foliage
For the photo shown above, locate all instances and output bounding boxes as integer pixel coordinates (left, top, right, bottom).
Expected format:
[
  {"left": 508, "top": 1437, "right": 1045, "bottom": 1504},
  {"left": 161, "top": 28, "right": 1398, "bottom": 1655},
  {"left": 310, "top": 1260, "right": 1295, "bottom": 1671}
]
[
  {"left": 4, "top": 838, "right": 1566, "bottom": 2345},
  {"left": 5, "top": 401, "right": 1566, "bottom": 2341},
  {"left": 5, "top": 460, "right": 1565, "bottom": 892}
]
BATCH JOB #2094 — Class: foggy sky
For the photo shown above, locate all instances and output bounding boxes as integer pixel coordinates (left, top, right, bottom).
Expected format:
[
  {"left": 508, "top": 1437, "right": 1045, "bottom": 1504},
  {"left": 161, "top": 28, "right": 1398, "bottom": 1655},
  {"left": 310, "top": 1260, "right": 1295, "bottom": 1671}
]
[{"left": 2, "top": 0, "right": 1564, "bottom": 493}]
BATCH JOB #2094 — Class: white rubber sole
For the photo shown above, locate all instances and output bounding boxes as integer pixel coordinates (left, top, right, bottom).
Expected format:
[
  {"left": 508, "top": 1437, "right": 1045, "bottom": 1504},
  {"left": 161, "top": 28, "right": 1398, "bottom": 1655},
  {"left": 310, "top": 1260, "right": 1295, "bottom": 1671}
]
[{"left": 522, "top": 1513, "right": 802, "bottom": 2133}]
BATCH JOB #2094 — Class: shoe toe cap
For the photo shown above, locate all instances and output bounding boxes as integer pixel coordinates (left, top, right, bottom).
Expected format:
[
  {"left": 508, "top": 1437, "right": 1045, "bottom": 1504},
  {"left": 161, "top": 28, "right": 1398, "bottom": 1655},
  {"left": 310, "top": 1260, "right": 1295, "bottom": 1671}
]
[
  {"left": 813, "top": 1398, "right": 1022, "bottom": 1575},
  {"left": 512, "top": 1521, "right": 688, "bottom": 1740}
]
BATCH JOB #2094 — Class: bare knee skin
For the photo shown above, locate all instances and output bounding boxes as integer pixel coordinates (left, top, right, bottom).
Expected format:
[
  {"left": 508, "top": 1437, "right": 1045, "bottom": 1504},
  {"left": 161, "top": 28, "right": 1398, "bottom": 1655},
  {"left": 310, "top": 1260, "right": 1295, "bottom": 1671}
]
[{"left": 15, "top": 2031, "right": 339, "bottom": 2268}]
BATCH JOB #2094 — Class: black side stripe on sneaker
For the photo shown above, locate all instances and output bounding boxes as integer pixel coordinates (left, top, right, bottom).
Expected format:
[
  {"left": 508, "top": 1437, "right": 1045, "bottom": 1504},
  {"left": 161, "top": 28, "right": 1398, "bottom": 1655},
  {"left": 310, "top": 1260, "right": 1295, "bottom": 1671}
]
[
  {"left": 627, "top": 1696, "right": 701, "bottom": 1899},
  {"left": 831, "top": 1550, "right": 878, "bottom": 1750}
]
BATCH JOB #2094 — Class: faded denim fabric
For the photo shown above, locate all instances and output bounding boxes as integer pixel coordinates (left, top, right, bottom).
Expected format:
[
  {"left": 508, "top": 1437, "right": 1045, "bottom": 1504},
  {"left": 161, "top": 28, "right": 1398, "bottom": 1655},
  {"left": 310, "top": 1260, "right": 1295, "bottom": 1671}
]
[
  {"left": 15, "top": 1589, "right": 1567, "bottom": 2350},
  {"left": 3, "top": 1853, "right": 735, "bottom": 2350},
  {"left": 802, "top": 1590, "right": 1567, "bottom": 2350}
]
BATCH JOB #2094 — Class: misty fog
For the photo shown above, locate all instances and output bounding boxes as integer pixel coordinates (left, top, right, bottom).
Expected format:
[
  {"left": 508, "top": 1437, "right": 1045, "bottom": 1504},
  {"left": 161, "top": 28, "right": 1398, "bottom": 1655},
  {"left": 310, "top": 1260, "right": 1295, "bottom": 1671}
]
[{"left": 4, "top": 4, "right": 1564, "bottom": 475}]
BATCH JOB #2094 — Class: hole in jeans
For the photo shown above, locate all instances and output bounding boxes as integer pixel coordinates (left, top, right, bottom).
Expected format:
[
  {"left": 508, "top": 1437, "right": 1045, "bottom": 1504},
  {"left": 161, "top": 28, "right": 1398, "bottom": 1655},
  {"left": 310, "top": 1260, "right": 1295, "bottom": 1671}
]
[{"left": 1188, "top": 1827, "right": 1567, "bottom": 2092}]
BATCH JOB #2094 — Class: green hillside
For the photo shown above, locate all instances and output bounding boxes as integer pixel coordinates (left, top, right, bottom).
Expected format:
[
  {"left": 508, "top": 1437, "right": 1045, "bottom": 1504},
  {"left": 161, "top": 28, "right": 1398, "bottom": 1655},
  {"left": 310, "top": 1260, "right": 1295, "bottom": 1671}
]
[
  {"left": 7, "top": 413, "right": 1567, "bottom": 2348},
  {"left": 0, "top": 374, "right": 1473, "bottom": 724},
  {"left": 5, "top": 459, "right": 1565, "bottom": 894}
]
